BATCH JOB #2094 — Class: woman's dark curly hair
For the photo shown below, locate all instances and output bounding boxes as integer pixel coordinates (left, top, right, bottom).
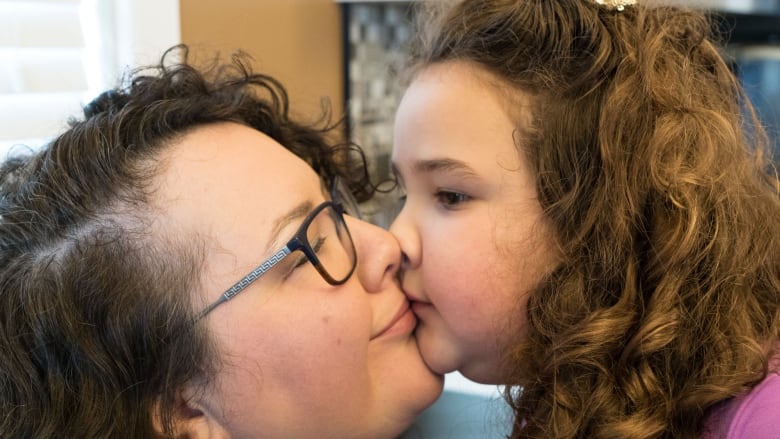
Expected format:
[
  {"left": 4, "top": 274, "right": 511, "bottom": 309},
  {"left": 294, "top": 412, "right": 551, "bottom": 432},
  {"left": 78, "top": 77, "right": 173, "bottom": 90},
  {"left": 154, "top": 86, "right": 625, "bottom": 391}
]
[
  {"left": 406, "top": 1, "right": 780, "bottom": 438},
  {"left": 0, "top": 45, "right": 372, "bottom": 438}
]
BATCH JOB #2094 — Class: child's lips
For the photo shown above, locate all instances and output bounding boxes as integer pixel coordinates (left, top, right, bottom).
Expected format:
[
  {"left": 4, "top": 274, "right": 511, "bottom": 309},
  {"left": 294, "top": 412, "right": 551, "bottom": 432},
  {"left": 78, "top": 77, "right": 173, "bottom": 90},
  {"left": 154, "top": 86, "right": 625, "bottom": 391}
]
[
  {"left": 399, "top": 279, "right": 433, "bottom": 313},
  {"left": 399, "top": 282, "right": 426, "bottom": 304},
  {"left": 410, "top": 300, "right": 433, "bottom": 314}
]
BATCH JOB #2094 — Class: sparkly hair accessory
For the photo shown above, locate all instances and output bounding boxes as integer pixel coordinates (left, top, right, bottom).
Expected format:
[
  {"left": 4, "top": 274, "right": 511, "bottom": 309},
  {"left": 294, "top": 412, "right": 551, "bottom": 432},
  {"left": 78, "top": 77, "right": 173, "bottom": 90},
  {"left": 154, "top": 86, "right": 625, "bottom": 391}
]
[{"left": 592, "top": 0, "right": 637, "bottom": 11}]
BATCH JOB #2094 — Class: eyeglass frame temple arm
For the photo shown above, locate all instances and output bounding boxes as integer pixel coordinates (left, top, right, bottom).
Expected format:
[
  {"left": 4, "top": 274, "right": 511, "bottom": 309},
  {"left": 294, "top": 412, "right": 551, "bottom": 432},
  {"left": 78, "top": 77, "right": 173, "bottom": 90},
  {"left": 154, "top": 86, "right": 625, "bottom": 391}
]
[{"left": 197, "top": 246, "right": 293, "bottom": 318}]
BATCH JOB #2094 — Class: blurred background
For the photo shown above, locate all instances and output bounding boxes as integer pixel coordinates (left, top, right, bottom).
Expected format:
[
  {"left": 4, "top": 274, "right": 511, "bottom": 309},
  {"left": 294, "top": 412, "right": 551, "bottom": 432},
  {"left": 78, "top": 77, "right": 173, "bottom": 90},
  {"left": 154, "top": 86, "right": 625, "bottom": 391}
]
[
  {"left": 1, "top": 1, "right": 778, "bottom": 436},
  {"left": 2, "top": 0, "right": 778, "bottom": 175}
]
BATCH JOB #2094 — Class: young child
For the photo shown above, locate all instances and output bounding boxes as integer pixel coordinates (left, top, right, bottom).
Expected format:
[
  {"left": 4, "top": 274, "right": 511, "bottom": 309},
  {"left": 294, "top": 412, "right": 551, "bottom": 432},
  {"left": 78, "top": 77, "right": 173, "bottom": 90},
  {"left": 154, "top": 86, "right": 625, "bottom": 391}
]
[{"left": 389, "top": 0, "right": 780, "bottom": 437}]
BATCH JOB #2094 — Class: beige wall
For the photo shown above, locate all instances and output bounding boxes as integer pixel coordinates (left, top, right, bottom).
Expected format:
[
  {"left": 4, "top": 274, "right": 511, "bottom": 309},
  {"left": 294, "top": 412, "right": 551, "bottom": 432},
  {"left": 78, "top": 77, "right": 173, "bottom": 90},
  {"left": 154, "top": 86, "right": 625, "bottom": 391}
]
[{"left": 179, "top": 0, "right": 344, "bottom": 127}]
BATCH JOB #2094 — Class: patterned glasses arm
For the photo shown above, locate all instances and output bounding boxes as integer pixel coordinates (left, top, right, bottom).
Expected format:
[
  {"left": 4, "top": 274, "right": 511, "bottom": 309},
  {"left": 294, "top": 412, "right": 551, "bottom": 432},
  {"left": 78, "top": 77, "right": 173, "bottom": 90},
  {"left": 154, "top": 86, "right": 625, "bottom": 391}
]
[{"left": 198, "top": 246, "right": 293, "bottom": 318}]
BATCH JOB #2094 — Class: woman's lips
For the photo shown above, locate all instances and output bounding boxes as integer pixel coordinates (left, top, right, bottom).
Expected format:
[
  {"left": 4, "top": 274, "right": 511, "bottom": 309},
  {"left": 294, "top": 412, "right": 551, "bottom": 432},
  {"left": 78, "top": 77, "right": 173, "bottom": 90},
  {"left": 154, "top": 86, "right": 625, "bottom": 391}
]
[{"left": 372, "top": 302, "right": 416, "bottom": 339}]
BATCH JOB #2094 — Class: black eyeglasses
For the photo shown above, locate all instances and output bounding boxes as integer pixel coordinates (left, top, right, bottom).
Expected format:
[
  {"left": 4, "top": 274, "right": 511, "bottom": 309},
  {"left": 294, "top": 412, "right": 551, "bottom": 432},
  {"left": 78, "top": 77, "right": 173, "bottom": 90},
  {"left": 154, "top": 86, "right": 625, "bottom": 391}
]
[{"left": 199, "top": 178, "right": 360, "bottom": 317}]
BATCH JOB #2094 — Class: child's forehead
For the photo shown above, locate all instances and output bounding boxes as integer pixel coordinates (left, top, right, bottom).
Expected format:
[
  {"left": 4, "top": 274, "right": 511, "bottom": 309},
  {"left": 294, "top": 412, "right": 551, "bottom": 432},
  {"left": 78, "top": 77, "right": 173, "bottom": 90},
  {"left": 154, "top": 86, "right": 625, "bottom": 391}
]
[{"left": 419, "top": 60, "right": 535, "bottom": 125}]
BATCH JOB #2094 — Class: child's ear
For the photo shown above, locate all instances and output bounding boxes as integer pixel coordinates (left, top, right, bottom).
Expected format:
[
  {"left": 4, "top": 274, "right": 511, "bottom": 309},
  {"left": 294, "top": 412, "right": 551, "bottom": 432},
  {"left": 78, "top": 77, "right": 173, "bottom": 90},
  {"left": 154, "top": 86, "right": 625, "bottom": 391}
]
[{"left": 152, "top": 392, "right": 227, "bottom": 439}]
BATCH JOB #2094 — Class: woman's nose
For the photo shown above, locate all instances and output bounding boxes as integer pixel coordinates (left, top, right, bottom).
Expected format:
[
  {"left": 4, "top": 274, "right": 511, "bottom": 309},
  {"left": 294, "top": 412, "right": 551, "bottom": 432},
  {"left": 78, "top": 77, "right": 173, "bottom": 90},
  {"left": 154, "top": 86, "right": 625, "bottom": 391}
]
[
  {"left": 388, "top": 206, "right": 420, "bottom": 271},
  {"left": 345, "top": 216, "right": 402, "bottom": 293}
]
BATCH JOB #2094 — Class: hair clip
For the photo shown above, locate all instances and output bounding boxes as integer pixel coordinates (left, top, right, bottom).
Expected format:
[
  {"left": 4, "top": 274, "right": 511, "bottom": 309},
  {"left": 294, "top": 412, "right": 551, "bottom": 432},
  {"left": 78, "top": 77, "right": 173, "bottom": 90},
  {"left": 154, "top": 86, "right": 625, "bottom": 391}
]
[{"left": 592, "top": 0, "right": 637, "bottom": 11}]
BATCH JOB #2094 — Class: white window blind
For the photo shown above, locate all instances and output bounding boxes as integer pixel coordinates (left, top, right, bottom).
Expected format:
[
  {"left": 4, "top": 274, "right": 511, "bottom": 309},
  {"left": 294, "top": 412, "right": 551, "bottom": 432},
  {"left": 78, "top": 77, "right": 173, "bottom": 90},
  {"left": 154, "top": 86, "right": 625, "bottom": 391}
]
[
  {"left": 0, "top": 0, "right": 90, "bottom": 154},
  {"left": 0, "top": 0, "right": 180, "bottom": 157}
]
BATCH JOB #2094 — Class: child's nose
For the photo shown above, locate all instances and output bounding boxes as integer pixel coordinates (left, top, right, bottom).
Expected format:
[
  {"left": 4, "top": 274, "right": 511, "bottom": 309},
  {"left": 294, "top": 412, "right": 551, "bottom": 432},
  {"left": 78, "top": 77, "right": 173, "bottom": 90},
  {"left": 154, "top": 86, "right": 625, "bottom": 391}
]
[{"left": 388, "top": 207, "right": 421, "bottom": 270}]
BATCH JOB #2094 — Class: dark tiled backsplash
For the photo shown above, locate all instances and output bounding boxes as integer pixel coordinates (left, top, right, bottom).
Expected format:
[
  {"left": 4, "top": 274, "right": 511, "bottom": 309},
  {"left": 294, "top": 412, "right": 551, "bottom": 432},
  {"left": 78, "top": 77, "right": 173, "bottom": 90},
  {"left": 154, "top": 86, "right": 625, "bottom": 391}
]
[
  {"left": 343, "top": 2, "right": 780, "bottom": 225},
  {"left": 346, "top": 2, "right": 413, "bottom": 182}
]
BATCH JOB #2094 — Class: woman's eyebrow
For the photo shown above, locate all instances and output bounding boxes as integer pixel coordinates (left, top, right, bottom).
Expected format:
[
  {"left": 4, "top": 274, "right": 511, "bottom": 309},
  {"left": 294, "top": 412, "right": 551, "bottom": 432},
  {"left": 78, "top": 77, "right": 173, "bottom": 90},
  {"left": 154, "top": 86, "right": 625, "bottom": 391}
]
[{"left": 266, "top": 200, "right": 314, "bottom": 251}]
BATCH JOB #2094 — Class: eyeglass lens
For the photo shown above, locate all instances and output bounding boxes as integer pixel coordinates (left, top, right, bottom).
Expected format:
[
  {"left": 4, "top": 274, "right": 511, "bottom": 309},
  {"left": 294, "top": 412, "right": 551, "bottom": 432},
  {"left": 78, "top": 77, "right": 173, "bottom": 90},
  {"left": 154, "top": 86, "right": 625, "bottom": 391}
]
[{"left": 306, "top": 203, "right": 356, "bottom": 283}]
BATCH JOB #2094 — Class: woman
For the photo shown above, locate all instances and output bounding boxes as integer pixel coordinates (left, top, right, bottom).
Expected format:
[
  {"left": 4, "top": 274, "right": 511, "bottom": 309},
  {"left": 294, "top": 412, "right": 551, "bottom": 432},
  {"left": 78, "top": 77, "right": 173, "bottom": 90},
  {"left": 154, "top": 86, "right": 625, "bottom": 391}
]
[{"left": 0, "top": 46, "right": 442, "bottom": 438}]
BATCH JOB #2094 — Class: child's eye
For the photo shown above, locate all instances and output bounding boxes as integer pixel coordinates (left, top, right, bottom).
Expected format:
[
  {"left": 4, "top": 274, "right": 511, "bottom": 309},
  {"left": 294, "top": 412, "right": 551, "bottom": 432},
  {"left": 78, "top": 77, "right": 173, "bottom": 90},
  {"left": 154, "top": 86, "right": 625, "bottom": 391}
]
[{"left": 435, "top": 190, "right": 471, "bottom": 208}]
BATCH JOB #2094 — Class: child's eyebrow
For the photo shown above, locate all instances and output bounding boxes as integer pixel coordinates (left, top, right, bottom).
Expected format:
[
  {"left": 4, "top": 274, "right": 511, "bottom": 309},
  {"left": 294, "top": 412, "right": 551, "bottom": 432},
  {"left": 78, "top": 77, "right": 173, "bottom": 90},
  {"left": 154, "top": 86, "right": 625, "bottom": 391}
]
[{"left": 413, "top": 157, "right": 478, "bottom": 178}]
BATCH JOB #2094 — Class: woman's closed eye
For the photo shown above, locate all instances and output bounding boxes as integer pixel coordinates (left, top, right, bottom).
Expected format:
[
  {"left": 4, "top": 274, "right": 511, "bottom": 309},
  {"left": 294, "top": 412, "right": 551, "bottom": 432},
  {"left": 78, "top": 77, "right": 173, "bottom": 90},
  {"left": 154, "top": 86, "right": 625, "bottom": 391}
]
[
  {"left": 290, "top": 253, "right": 309, "bottom": 270},
  {"left": 293, "top": 236, "right": 325, "bottom": 269},
  {"left": 283, "top": 236, "right": 325, "bottom": 281}
]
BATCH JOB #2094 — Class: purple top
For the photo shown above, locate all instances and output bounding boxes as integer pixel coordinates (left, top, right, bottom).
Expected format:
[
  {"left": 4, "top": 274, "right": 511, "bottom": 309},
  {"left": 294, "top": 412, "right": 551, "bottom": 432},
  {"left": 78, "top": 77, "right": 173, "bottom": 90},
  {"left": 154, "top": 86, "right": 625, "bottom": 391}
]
[{"left": 703, "top": 369, "right": 780, "bottom": 438}]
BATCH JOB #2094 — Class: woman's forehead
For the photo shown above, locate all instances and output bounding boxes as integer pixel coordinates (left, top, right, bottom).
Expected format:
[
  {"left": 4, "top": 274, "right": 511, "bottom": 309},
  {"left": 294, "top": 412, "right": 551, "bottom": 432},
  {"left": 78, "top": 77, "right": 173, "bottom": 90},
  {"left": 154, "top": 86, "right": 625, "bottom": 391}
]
[{"left": 152, "top": 122, "right": 322, "bottom": 240}]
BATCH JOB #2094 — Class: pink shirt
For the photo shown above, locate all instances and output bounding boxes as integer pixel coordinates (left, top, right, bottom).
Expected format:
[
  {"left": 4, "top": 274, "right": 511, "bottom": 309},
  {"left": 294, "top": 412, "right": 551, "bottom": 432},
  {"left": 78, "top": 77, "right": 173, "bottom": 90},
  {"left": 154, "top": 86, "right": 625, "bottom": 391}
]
[{"left": 703, "top": 369, "right": 780, "bottom": 438}]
